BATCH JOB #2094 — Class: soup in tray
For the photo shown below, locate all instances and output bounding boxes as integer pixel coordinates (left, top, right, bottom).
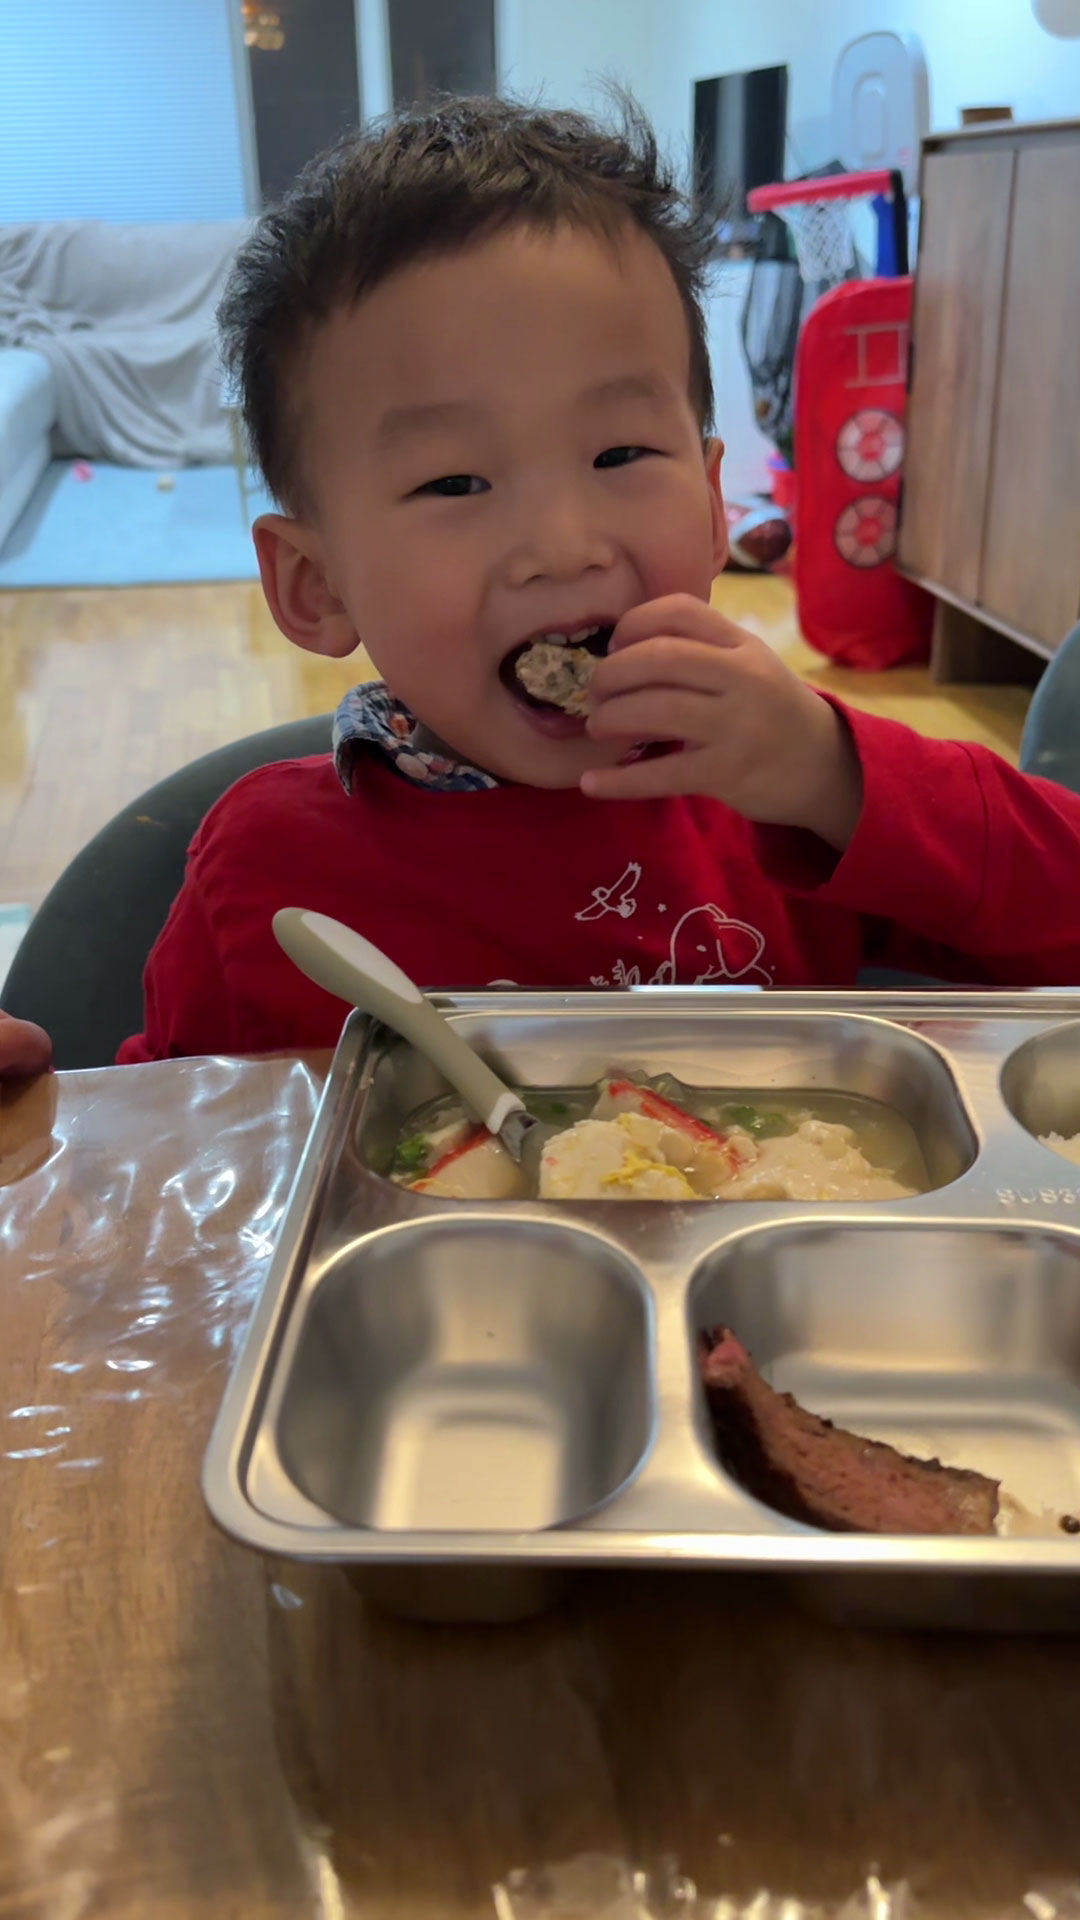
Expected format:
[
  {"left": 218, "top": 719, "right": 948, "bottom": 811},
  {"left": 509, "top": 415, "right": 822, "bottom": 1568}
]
[{"left": 390, "top": 1072, "right": 928, "bottom": 1202}]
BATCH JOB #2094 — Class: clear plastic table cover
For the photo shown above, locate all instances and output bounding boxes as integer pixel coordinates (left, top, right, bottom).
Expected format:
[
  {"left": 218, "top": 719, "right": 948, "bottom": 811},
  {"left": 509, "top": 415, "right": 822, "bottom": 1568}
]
[{"left": 3, "top": 1055, "right": 1080, "bottom": 1919}]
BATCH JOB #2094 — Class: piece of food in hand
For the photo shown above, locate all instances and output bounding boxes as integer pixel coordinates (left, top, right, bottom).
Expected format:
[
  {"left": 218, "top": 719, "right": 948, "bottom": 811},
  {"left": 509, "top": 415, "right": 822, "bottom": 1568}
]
[
  {"left": 410, "top": 1126, "right": 528, "bottom": 1199},
  {"left": 699, "top": 1326, "right": 1000, "bottom": 1536},
  {"left": 512, "top": 628, "right": 610, "bottom": 715},
  {"left": 592, "top": 1077, "right": 753, "bottom": 1189},
  {"left": 514, "top": 641, "right": 596, "bottom": 716}
]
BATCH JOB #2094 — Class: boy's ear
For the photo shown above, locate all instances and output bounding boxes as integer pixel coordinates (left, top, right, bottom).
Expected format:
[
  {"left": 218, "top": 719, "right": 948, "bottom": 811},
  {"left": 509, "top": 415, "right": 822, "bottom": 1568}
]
[
  {"left": 704, "top": 436, "right": 729, "bottom": 576},
  {"left": 253, "top": 514, "right": 360, "bottom": 658}
]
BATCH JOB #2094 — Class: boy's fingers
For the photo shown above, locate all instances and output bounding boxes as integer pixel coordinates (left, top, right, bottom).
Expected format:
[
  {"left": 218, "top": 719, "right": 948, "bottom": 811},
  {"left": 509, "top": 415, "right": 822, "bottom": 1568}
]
[
  {"left": 581, "top": 747, "right": 707, "bottom": 802},
  {"left": 590, "top": 635, "right": 740, "bottom": 700},
  {"left": 609, "top": 594, "right": 745, "bottom": 654},
  {"left": 586, "top": 686, "right": 720, "bottom": 745}
]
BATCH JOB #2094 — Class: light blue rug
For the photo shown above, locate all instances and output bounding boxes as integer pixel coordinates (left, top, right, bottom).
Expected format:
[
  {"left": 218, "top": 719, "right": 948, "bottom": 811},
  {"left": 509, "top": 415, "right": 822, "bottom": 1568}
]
[{"left": 0, "top": 460, "right": 275, "bottom": 588}]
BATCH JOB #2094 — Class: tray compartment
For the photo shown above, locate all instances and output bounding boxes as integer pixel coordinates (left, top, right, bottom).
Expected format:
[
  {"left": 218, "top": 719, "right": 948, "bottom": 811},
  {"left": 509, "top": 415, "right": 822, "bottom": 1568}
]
[
  {"left": 1001, "top": 1020, "right": 1080, "bottom": 1159},
  {"left": 690, "top": 1222, "right": 1080, "bottom": 1533},
  {"left": 356, "top": 1011, "right": 977, "bottom": 1195},
  {"left": 276, "top": 1218, "right": 654, "bottom": 1532}
]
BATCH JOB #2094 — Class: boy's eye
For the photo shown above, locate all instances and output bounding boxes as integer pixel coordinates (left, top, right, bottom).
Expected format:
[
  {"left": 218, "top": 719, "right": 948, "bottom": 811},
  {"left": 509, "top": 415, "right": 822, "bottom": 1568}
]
[
  {"left": 595, "top": 446, "right": 653, "bottom": 469},
  {"left": 412, "top": 474, "right": 489, "bottom": 498}
]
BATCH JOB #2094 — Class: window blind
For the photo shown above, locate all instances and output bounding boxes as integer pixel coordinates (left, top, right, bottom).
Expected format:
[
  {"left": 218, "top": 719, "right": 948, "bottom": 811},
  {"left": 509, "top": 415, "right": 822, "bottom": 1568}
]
[{"left": 0, "top": 0, "right": 249, "bottom": 223}]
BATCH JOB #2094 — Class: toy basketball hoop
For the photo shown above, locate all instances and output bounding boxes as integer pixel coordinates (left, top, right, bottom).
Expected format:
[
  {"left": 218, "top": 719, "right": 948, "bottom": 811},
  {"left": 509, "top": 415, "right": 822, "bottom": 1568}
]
[{"left": 748, "top": 168, "right": 907, "bottom": 287}]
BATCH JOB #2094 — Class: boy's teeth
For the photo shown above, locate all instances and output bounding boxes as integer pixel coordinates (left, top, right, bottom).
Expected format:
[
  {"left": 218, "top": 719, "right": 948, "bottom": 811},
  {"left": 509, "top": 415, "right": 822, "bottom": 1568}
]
[{"left": 538, "top": 625, "right": 601, "bottom": 646}]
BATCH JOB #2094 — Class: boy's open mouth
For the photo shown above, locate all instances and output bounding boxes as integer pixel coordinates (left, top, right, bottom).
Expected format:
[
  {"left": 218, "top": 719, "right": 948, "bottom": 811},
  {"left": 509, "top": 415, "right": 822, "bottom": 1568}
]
[{"left": 500, "top": 624, "right": 614, "bottom": 722}]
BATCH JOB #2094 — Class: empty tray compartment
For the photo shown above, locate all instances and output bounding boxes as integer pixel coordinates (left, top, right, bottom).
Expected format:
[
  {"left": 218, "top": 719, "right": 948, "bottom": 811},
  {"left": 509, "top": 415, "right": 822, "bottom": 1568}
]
[
  {"left": 690, "top": 1223, "right": 1080, "bottom": 1533},
  {"left": 1001, "top": 1021, "right": 1080, "bottom": 1165},
  {"left": 355, "top": 1010, "right": 977, "bottom": 1195},
  {"left": 276, "top": 1219, "right": 654, "bottom": 1531}
]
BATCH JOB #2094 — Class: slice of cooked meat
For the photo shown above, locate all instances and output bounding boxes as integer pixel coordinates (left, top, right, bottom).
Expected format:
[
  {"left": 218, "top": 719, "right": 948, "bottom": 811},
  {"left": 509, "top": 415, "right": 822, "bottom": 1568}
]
[{"left": 699, "top": 1326, "right": 999, "bottom": 1536}]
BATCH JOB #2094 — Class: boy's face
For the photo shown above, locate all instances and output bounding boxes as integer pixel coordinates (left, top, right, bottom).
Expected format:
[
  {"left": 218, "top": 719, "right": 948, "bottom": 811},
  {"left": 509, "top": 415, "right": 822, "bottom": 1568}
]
[{"left": 257, "top": 221, "right": 727, "bottom": 787}]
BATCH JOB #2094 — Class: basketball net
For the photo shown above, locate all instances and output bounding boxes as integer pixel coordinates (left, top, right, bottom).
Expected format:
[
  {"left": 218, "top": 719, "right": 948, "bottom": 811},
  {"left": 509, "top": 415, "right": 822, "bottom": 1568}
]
[
  {"left": 747, "top": 170, "right": 900, "bottom": 293},
  {"left": 777, "top": 197, "right": 859, "bottom": 287}
]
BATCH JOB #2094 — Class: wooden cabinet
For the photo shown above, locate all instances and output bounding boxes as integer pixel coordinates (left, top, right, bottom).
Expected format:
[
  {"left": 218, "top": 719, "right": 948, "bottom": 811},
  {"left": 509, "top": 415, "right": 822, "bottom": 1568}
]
[
  {"left": 898, "top": 121, "right": 1080, "bottom": 681},
  {"left": 980, "top": 142, "right": 1080, "bottom": 650},
  {"left": 899, "top": 148, "right": 1015, "bottom": 606}
]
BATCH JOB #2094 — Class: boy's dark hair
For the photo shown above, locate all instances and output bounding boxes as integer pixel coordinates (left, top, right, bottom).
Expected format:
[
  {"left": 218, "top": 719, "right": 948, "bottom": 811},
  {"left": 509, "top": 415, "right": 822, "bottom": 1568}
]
[{"left": 219, "top": 93, "right": 715, "bottom": 513}]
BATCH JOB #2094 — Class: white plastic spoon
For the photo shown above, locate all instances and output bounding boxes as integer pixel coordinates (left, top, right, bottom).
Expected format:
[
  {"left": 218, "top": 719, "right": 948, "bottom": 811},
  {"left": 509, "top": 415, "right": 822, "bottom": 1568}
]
[{"left": 272, "top": 907, "right": 551, "bottom": 1168}]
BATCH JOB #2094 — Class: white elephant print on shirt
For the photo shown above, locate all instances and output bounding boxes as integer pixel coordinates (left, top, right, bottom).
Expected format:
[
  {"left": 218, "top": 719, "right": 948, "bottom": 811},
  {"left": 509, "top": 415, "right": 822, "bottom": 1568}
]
[
  {"left": 577, "top": 864, "right": 773, "bottom": 988},
  {"left": 651, "top": 902, "right": 772, "bottom": 986}
]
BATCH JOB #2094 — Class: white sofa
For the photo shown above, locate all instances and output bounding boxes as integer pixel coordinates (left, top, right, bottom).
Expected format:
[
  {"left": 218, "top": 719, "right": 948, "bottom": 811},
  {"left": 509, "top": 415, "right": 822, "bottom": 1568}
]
[
  {"left": 0, "top": 348, "right": 55, "bottom": 551},
  {"left": 0, "top": 220, "right": 250, "bottom": 544}
]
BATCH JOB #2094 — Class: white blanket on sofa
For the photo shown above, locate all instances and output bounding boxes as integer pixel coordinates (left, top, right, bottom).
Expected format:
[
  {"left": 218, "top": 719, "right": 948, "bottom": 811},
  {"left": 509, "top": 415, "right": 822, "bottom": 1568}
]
[{"left": 0, "top": 219, "right": 250, "bottom": 467}]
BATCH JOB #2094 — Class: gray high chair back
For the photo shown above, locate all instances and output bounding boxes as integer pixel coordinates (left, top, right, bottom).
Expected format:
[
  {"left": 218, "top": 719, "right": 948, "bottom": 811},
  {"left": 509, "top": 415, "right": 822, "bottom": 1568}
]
[
  {"left": 1, "top": 715, "right": 333, "bottom": 1069},
  {"left": 1019, "top": 620, "right": 1080, "bottom": 794},
  {"left": 850, "top": 621, "right": 1080, "bottom": 991}
]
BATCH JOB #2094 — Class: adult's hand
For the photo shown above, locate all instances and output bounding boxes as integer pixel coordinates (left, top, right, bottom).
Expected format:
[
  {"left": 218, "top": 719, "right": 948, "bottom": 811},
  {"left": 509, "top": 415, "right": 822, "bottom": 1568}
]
[{"left": 0, "top": 1011, "right": 53, "bottom": 1079}]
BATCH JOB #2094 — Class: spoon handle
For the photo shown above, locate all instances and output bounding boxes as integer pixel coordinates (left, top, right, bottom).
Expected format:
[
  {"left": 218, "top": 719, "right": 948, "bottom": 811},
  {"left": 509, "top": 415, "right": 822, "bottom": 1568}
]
[{"left": 272, "top": 908, "right": 525, "bottom": 1135}]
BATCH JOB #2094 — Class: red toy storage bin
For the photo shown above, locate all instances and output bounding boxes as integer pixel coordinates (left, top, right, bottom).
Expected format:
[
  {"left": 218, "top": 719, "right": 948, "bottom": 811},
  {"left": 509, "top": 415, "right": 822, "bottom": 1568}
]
[{"left": 794, "top": 276, "right": 932, "bottom": 669}]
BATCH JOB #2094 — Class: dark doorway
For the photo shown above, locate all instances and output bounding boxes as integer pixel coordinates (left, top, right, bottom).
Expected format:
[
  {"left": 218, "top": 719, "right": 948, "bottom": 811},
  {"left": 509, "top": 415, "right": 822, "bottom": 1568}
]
[
  {"left": 244, "top": 0, "right": 360, "bottom": 203},
  {"left": 388, "top": 0, "right": 495, "bottom": 109}
]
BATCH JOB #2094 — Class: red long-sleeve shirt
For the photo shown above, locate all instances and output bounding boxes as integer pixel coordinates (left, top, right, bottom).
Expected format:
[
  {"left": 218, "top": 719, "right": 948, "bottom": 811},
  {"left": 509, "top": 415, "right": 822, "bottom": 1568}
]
[{"left": 118, "top": 703, "right": 1080, "bottom": 1062}]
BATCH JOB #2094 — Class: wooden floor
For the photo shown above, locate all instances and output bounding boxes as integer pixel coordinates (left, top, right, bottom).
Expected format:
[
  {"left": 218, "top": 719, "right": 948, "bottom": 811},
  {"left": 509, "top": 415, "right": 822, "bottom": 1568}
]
[{"left": 0, "top": 574, "right": 1033, "bottom": 911}]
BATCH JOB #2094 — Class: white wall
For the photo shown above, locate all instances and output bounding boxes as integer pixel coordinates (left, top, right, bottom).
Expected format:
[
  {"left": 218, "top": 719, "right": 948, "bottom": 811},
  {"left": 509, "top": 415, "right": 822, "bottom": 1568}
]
[
  {"left": 497, "top": 0, "right": 692, "bottom": 166},
  {"left": 495, "top": 0, "right": 774, "bottom": 490},
  {"left": 500, "top": 0, "right": 1080, "bottom": 179},
  {"left": 664, "top": 0, "right": 1080, "bottom": 485},
  {"left": 664, "top": 0, "right": 1080, "bottom": 173},
  {"left": 498, "top": 0, "right": 1080, "bottom": 493}
]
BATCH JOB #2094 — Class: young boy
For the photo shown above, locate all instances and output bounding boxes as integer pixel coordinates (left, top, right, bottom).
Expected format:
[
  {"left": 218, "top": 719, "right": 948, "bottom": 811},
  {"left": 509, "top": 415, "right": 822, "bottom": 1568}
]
[{"left": 4, "top": 94, "right": 1080, "bottom": 1078}]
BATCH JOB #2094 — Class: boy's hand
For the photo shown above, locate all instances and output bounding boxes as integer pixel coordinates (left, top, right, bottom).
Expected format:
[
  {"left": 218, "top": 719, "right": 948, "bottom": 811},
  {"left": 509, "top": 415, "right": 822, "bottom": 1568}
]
[
  {"left": 0, "top": 1011, "right": 53, "bottom": 1080},
  {"left": 582, "top": 595, "right": 863, "bottom": 852}
]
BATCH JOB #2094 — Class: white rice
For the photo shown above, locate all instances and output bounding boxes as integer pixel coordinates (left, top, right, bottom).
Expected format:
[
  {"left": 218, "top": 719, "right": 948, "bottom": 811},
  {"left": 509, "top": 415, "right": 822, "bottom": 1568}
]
[{"left": 1038, "top": 1131, "right": 1080, "bottom": 1167}]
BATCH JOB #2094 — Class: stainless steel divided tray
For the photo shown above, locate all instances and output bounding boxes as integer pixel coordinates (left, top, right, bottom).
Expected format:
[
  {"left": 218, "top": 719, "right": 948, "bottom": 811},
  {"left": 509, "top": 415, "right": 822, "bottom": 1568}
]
[{"left": 203, "top": 991, "right": 1080, "bottom": 1624}]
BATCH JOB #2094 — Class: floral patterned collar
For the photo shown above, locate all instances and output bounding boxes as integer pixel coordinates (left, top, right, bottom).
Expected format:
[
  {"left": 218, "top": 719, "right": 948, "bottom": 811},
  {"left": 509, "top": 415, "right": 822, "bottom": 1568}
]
[{"left": 333, "top": 682, "right": 499, "bottom": 794}]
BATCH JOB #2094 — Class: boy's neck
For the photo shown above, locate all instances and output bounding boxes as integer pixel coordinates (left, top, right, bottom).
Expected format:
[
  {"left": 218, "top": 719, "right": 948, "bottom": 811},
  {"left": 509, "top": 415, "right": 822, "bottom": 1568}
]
[{"left": 412, "top": 717, "right": 465, "bottom": 761}]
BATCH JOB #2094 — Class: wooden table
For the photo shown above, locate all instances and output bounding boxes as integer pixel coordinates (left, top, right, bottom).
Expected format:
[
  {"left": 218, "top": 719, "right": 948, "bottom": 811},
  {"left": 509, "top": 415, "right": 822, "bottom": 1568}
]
[{"left": 4, "top": 1058, "right": 1080, "bottom": 1919}]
